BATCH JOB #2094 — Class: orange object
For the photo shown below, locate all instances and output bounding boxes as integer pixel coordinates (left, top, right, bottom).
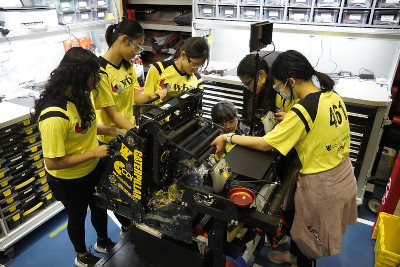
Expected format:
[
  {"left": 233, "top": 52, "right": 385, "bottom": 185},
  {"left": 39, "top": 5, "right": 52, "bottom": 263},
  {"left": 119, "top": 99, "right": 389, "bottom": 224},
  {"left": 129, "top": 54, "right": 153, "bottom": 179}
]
[
  {"left": 63, "top": 39, "right": 81, "bottom": 52},
  {"left": 227, "top": 188, "right": 255, "bottom": 207},
  {"left": 78, "top": 37, "right": 92, "bottom": 50}
]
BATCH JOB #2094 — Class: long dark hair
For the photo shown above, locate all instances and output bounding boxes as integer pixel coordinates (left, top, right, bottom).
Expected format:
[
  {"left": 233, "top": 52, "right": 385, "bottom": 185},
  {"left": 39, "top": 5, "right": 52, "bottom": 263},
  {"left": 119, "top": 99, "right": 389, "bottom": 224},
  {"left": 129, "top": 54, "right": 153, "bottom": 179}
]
[
  {"left": 237, "top": 54, "right": 276, "bottom": 122},
  {"left": 173, "top": 37, "right": 209, "bottom": 65},
  {"left": 270, "top": 50, "right": 334, "bottom": 96},
  {"left": 105, "top": 19, "right": 144, "bottom": 69},
  {"left": 32, "top": 47, "right": 100, "bottom": 129}
]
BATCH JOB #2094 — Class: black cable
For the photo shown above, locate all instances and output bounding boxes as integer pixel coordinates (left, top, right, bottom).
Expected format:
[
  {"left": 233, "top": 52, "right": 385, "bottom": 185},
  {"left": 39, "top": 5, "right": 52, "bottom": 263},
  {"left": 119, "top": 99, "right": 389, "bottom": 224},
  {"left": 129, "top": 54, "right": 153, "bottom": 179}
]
[
  {"left": 313, "top": 37, "right": 324, "bottom": 69},
  {"left": 261, "top": 41, "right": 275, "bottom": 59}
]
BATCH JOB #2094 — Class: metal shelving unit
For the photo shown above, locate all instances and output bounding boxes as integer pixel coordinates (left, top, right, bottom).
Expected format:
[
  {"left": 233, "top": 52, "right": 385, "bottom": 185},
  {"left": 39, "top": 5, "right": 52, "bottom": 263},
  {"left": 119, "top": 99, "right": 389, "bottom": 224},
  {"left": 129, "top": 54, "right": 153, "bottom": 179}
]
[{"left": 193, "top": 0, "right": 400, "bottom": 29}]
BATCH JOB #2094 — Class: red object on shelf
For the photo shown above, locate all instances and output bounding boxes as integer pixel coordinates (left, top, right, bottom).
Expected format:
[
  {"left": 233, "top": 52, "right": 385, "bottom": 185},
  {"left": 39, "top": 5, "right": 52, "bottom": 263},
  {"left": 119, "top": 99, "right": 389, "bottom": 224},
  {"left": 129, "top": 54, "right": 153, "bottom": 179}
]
[{"left": 127, "top": 9, "right": 136, "bottom": 20}]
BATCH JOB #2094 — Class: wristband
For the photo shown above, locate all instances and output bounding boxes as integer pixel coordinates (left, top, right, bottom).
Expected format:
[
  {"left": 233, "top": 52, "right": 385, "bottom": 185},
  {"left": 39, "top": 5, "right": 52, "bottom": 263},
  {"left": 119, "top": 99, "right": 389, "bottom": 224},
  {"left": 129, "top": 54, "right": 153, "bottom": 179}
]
[{"left": 226, "top": 133, "right": 236, "bottom": 145}]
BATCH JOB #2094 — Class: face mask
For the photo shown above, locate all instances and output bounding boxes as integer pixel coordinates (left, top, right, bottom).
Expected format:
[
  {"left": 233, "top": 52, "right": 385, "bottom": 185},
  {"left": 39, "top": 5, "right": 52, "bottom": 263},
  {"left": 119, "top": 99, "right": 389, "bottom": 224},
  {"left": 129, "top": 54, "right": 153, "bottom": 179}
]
[{"left": 278, "top": 81, "right": 299, "bottom": 100}]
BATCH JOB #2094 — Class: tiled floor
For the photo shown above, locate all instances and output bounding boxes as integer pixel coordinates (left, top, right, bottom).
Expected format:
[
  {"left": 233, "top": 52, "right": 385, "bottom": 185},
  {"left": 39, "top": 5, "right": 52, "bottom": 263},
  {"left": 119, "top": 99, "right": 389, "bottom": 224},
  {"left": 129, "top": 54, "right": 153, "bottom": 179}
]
[{"left": 0, "top": 201, "right": 379, "bottom": 267}]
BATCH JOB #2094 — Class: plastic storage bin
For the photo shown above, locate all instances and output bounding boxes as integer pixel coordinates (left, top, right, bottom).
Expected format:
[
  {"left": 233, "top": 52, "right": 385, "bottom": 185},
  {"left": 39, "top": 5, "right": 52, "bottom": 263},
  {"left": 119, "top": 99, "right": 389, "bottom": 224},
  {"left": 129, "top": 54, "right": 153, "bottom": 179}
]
[
  {"left": 317, "top": 0, "right": 341, "bottom": 7},
  {"left": 314, "top": 9, "right": 339, "bottom": 23},
  {"left": 377, "top": 0, "right": 400, "bottom": 7},
  {"left": 219, "top": 0, "right": 238, "bottom": 4},
  {"left": 288, "top": 8, "right": 311, "bottom": 21},
  {"left": 263, "top": 7, "right": 285, "bottom": 21},
  {"left": 373, "top": 10, "right": 400, "bottom": 25},
  {"left": 240, "top": 6, "right": 261, "bottom": 19},
  {"left": 346, "top": 0, "right": 372, "bottom": 7},
  {"left": 58, "top": 0, "right": 76, "bottom": 12},
  {"left": 197, "top": 0, "right": 216, "bottom": 3},
  {"left": 265, "top": 0, "right": 286, "bottom": 5},
  {"left": 219, "top": 6, "right": 238, "bottom": 18},
  {"left": 342, "top": 10, "right": 369, "bottom": 24},
  {"left": 372, "top": 212, "right": 400, "bottom": 267},
  {"left": 198, "top": 4, "right": 217, "bottom": 17},
  {"left": 76, "top": 0, "right": 92, "bottom": 11},
  {"left": 93, "top": 0, "right": 108, "bottom": 8},
  {"left": 78, "top": 10, "right": 93, "bottom": 22},
  {"left": 241, "top": 0, "right": 261, "bottom": 5},
  {"left": 93, "top": 7, "right": 107, "bottom": 20},
  {"left": 4, "top": 210, "right": 22, "bottom": 232},
  {"left": 289, "top": 0, "right": 312, "bottom": 6}
]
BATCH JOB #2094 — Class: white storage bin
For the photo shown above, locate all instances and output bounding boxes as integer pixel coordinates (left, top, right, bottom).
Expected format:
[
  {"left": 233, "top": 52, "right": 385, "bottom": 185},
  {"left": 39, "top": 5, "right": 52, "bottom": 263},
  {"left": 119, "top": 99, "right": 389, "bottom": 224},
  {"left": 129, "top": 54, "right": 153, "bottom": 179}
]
[
  {"left": 316, "top": 0, "right": 341, "bottom": 7},
  {"left": 93, "top": 0, "right": 108, "bottom": 8},
  {"left": 58, "top": 0, "right": 76, "bottom": 12},
  {"left": 76, "top": 0, "right": 92, "bottom": 11},
  {"left": 346, "top": 0, "right": 371, "bottom": 7},
  {"left": 313, "top": 9, "right": 339, "bottom": 22},
  {"left": 219, "top": 6, "right": 238, "bottom": 18},
  {"left": 376, "top": 0, "right": 400, "bottom": 7},
  {"left": 373, "top": 10, "right": 400, "bottom": 25},
  {"left": 219, "top": 0, "right": 238, "bottom": 4},
  {"left": 57, "top": 11, "right": 79, "bottom": 24},
  {"left": 198, "top": 4, "right": 217, "bottom": 17},
  {"left": 342, "top": 10, "right": 369, "bottom": 24},
  {"left": 197, "top": 0, "right": 217, "bottom": 3},
  {"left": 263, "top": 7, "right": 285, "bottom": 20},
  {"left": 240, "top": 6, "right": 261, "bottom": 19},
  {"left": 265, "top": 0, "right": 286, "bottom": 5},
  {"left": 289, "top": 0, "right": 312, "bottom": 6},
  {"left": 241, "top": 0, "right": 261, "bottom": 4},
  {"left": 93, "top": 7, "right": 107, "bottom": 20},
  {"left": 288, "top": 8, "right": 311, "bottom": 21},
  {"left": 78, "top": 10, "right": 93, "bottom": 22}
]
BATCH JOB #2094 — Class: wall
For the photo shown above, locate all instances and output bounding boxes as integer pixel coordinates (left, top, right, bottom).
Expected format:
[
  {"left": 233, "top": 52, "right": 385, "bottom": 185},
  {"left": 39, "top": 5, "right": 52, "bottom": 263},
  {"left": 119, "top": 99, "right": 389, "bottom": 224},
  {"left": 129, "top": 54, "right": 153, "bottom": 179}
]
[{"left": 209, "top": 27, "right": 400, "bottom": 83}]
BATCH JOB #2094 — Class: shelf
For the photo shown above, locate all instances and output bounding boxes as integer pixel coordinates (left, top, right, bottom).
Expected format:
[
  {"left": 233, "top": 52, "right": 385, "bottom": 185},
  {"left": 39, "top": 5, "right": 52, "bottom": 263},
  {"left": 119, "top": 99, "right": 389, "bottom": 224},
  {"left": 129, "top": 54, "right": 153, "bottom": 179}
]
[
  {"left": 193, "top": 18, "right": 400, "bottom": 38},
  {"left": 143, "top": 45, "right": 176, "bottom": 54},
  {"left": 128, "top": 0, "right": 192, "bottom": 5},
  {"left": 0, "top": 202, "right": 64, "bottom": 251},
  {"left": 139, "top": 21, "right": 192, "bottom": 32},
  {"left": 0, "top": 19, "right": 118, "bottom": 43}
]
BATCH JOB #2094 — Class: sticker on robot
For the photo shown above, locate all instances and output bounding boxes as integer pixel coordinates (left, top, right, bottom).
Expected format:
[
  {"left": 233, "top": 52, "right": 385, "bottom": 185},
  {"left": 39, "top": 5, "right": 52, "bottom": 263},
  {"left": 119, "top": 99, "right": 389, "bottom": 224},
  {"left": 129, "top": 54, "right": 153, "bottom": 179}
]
[{"left": 262, "top": 111, "right": 278, "bottom": 134}]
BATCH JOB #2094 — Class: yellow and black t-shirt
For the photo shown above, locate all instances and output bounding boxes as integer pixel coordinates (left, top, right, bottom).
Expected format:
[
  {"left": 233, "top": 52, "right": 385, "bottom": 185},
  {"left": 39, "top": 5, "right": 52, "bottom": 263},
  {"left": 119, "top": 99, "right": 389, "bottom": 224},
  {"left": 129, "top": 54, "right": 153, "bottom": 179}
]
[
  {"left": 275, "top": 94, "right": 298, "bottom": 113},
  {"left": 93, "top": 57, "right": 138, "bottom": 144},
  {"left": 143, "top": 59, "right": 203, "bottom": 99},
  {"left": 38, "top": 97, "right": 99, "bottom": 179},
  {"left": 264, "top": 91, "right": 350, "bottom": 174}
]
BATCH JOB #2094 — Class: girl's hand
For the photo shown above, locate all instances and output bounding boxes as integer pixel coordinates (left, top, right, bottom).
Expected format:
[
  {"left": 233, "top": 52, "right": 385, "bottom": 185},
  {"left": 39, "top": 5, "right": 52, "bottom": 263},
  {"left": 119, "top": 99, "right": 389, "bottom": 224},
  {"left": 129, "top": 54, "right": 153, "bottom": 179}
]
[
  {"left": 273, "top": 112, "right": 286, "bottom": 122},
  {"left": 210, "top": 134, "right": 227, "bottom": 156},
  {"left": 93, "top": 145, "right": 110, "bottom": 158},
  {"left": 154, "top": 89, "right": 167, "bottom": 99}
]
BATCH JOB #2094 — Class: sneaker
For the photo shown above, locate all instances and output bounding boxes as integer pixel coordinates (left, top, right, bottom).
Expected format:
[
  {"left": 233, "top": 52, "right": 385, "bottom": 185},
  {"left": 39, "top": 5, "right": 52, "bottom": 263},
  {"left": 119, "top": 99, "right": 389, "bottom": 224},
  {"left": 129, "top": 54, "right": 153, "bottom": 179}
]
[
  {"left": 267, "top": 251, "right": 297, "bottom": 265},
  {"left": 119, "top": 226, "right": 133, "bottom": 239},
  {"left": 74, "top": 252, "right": 100, "bottom": 267},
  {"left": 94, "top": 237, "right": 116, "bottom": 254}
]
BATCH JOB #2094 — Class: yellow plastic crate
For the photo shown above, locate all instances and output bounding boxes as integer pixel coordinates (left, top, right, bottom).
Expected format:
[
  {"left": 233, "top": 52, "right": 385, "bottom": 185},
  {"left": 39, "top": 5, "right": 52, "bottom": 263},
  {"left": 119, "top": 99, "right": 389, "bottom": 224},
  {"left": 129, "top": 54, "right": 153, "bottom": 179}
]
[{"left": 372, "top": 212, "right": 400, "bottom": 267}]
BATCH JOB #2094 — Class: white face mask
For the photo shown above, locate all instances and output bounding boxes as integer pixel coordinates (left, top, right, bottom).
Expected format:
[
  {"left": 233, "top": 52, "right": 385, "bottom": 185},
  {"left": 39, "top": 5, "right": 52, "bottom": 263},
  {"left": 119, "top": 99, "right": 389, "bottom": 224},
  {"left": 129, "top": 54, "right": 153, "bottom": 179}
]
[{"left": 279, "top": 88, "right": 299, "bottom": 100}]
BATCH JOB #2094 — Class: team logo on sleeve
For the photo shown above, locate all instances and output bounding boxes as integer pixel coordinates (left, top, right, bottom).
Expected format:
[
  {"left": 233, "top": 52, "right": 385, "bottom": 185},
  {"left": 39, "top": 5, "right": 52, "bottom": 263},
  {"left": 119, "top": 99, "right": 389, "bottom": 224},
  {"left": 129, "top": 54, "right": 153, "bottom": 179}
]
[{"left": 75, "top": 123, "right": 88, "bottom": 134}]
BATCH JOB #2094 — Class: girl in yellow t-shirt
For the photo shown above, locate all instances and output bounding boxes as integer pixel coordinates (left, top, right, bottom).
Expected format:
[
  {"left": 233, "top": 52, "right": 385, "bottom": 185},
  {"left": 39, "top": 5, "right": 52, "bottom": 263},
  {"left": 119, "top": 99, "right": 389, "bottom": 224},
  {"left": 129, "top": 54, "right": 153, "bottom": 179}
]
[{"left": 32, "top": 47, "right": 117, "bottom": 267}]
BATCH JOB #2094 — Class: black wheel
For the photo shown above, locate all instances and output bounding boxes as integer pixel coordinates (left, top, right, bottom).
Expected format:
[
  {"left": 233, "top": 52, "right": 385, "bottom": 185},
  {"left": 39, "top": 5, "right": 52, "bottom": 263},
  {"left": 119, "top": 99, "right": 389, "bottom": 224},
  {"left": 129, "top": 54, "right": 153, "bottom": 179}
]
[{"left": 367, "top": 196, "right": 381, "bottom": 214}]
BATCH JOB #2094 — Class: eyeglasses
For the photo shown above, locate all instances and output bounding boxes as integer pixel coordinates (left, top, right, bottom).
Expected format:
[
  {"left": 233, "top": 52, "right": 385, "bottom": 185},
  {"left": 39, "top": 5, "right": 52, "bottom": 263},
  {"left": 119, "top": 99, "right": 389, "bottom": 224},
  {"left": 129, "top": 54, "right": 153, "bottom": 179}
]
[
  {"left": 130, "top": 39, "right": 144, "bottom": 54},
  {"left": 218, "top": 118, "right": 238, "bottom": 127},
  {"left": 187, "top": 57, "right": 204, "bottom": 69},
  {"left": 272, "top": 80, "right": 288, "bottom": 92},
  {"left": 241, "top": 78, "right": 254, "bottom": 88}
]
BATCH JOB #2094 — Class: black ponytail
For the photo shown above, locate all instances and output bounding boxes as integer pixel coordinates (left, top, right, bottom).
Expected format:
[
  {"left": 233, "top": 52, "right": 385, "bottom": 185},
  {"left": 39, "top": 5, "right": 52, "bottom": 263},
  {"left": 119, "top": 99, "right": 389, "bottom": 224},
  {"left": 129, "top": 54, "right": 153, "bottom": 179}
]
[
  {"left": 104, "top": 19, "right": 144, "bottom": 69},
  {"left": 270, "top": 50, "right": 334, "bottom": 92}
]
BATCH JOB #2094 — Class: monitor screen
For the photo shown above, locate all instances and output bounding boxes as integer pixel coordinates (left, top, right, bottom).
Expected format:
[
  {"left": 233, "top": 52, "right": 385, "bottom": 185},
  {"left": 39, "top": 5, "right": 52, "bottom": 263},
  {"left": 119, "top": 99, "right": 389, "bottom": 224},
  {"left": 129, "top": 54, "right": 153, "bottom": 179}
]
[{"left": 249, "top": 21, "right": 273, "bottom": 52}]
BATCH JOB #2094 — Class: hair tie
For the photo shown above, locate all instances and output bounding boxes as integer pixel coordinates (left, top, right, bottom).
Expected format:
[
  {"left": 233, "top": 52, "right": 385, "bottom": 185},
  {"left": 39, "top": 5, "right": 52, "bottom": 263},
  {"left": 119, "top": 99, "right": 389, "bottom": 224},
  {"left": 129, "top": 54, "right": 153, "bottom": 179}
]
[{"left": 311, "top": 75, "right": 320, "bottom": 88}]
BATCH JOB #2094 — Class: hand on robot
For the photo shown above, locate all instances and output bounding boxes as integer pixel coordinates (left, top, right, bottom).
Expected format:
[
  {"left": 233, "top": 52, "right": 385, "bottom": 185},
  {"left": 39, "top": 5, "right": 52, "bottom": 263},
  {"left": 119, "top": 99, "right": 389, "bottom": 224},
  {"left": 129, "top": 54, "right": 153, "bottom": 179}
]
[
  {"left": 154, "top": 89, "right": 168, "bottom": 99},
  {"left": 94, "top": 144, "right": 110, "bottom": 158},
  {"left": 210, "top": 134, "right": 227, "bottom": 156},
  {"left": 273, "top": 112, "right": 286, "bottom": 122}
]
